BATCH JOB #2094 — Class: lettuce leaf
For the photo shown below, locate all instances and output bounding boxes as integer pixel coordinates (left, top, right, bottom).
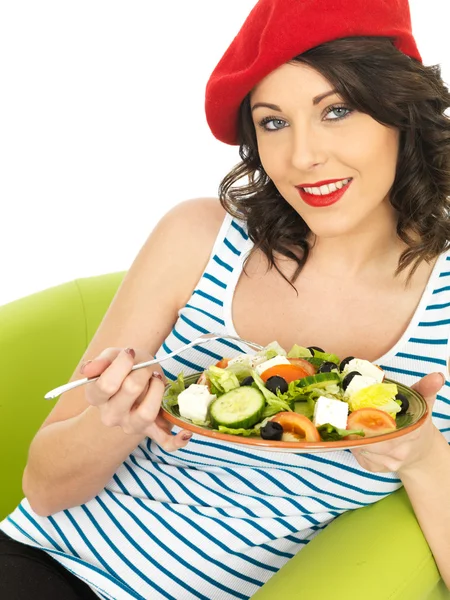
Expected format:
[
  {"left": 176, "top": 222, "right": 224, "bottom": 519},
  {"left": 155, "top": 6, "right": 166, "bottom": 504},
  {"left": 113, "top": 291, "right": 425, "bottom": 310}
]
[
  {"left": 253, "top": 341, "right": 287, "bottom": 361},
  {"left": 288, "top": 345, "right": 340, "bottom": 368},
  {"left": 217, "top": 426, "right": 257, "bottom": 436},
  {"left": 254, "top": 417, "right": 271, "bottom": 431},
  {"left": 263, "top": 341, "right": 287, "bottom": 357},
  {"left": 251, "top": 370, "right": 292, "bottom": 416},
  {"left": 164, "top": 373, "right": 185, "bottom": 407},
  {"left": 317, "top": 423, "right": 365, "bottom": 441},
  {"left": 287, "top": 344, "right": 313, "bottom": 358},
  {"left": 308, "top": 384, "right": 343, "bottom": 400},
  {"left": 278, "top": 379, "right": 342, "bottom": 407},
  {"left": 225, "top": 362, "right": 253, "bottom": 381},
  {"left": 206, "top": 365, "right": 240, "bottom": 394}
]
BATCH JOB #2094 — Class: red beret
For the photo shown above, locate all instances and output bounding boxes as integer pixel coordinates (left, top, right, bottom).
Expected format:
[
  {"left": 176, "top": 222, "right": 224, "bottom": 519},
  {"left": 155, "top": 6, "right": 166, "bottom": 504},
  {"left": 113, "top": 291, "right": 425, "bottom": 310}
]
[{"left": 205, "top": 0, "right": 422, "bottom": 146}]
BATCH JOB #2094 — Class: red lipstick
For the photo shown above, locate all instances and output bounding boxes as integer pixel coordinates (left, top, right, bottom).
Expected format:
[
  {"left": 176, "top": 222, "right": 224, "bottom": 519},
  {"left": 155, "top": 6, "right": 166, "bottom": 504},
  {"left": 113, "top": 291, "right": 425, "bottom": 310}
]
[
  {"left": 298, "top": 178, "right": 349, "bottom": 187},
  {"left": 296, "top": 179, "right": 353, "bottom": 208}
]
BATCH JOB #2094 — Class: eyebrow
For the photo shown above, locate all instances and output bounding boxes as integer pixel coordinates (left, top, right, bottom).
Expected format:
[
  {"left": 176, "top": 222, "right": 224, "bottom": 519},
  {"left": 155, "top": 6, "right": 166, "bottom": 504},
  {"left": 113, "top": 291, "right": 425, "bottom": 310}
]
[{"left": 251, "top": 89, "right": 338, "bottom": 112}]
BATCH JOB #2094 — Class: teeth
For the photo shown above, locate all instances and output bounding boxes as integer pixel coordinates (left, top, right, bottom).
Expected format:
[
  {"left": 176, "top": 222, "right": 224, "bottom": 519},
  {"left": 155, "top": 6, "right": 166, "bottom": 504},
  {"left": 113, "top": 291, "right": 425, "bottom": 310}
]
[{"left": 303, "top": 178, "right": 351, "bottom": 195}]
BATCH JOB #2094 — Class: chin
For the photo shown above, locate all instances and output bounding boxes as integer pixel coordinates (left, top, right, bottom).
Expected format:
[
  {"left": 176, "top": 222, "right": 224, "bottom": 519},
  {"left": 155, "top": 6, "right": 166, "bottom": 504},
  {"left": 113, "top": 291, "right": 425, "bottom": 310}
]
[{"left": 301, "top": 214, "right": 361, "bottom": 240}]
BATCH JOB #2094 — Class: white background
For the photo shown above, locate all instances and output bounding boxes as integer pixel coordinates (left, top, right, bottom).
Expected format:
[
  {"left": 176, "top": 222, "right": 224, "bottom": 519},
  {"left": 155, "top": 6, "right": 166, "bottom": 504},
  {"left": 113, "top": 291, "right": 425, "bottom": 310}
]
[{"left": 1, "top": 0, "right": 449, "bottom": 306}]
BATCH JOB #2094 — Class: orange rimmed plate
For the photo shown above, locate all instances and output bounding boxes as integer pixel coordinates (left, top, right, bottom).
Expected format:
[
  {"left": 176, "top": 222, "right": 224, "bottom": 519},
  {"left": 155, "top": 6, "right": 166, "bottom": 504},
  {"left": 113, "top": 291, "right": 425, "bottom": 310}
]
[{"left": 161, "top": 374, "right": 428, "bottom": 453}]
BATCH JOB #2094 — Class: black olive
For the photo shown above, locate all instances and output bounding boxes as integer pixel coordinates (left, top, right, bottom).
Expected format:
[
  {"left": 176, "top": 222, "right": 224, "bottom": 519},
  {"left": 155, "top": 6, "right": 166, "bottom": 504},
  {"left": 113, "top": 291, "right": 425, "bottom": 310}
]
[
  {"left": 396, "top": 393, "right": 409, "bottom": 415},
  {"left": 339, "top": 356, "right": 355, "bottom": 372},
  {"left": 318, "top": 361, "right": 338, "bottom": 373},
  {"left": 260, "top": 421, "right": 284, "bottom": 441},
  {"left": 307, "top": 346, "right": 325, "bottom": 355},
  {"left": 265, "top": 376, "right": 288, "bottom": 394},
  {"left": 240, "top": 376, "right": 254, "bottom": 387},
  {"left": 342, "top": 371, "right": 361, "bottom": 391}
]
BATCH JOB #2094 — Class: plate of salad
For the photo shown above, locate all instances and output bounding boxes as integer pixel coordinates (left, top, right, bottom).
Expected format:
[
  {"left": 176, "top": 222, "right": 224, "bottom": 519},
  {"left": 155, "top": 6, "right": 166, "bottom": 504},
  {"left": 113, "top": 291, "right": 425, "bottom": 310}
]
[{"left": 161, "top": 341, "right": 428, "bottom": 453}]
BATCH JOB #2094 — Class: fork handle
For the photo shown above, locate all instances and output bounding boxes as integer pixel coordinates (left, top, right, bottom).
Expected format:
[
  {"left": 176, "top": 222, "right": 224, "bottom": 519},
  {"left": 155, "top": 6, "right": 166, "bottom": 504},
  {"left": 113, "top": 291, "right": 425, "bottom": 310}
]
[
  {"left": 44, "top": 356, "right": 167, "bottom": 400},
  {"left": 44, "top": 334, "right": 234, "bottom": 400},
  {"left": 44, "top": 375, "right": 101, "bottom": 399}
]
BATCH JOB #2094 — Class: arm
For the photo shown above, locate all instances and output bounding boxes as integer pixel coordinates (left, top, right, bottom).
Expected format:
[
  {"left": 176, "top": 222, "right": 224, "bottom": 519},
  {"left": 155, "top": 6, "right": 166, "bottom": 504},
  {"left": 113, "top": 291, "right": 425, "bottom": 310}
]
[
  {"left": 351, "top": 373, "right": 450, "bottom": 592},
  {"left": 22, "top": 197, "right": 226, "bottom": 516},
  {"left": 399, "top": 428, "right": 450, "bottom": 590}
]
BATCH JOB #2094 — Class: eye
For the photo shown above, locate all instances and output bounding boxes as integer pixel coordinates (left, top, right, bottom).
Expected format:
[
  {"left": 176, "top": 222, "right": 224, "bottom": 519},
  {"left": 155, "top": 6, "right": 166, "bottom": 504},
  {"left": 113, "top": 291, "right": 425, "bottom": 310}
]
[
  {"left": 257, "top": 117, "right": 288, "bottom": 132},
  {"left": 323, "top": 104, "right": 353, "bottom": 121}
]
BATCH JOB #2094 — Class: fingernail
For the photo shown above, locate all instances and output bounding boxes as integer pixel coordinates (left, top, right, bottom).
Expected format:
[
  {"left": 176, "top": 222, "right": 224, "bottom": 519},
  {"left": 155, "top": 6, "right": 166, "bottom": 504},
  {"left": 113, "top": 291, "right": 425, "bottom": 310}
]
[
  {"left": 152, "top": 371, "right": 164, "bottom": 381},
  {"left": 80, "top": 360, "right": 92, "bottom": 374},
  {"left": 125, "top": 348, "right": 136, "bottom": 359},
  {"left": 438, "top": 372, "right": 446, "bottom": 386},
  {"left": 182, "top": 432, "right": 193, "bottom": 441}
]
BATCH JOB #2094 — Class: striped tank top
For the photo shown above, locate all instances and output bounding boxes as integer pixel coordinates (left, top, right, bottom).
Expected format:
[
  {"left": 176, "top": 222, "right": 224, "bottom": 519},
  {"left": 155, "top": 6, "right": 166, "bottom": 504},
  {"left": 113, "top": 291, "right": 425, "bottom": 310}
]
[{"left": 1, "top": 213, "right": 450, "bottom": 600}]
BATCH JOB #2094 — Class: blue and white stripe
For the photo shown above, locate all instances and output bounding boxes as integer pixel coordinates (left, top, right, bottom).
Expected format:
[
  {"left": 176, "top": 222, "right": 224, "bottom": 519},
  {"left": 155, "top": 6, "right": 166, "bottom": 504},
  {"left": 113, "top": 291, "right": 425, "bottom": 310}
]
[{"left": 1, "top": 213, "right": 449, "bottom": 599}]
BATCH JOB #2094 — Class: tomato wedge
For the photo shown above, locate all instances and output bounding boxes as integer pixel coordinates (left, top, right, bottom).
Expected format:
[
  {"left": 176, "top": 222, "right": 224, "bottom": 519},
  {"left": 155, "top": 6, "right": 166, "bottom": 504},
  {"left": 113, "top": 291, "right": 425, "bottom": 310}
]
[
  {"left": 215, "top": 358, "right": 230, "bottom": 369},
  {"left": 271, "top": 412, "right": 321, "bottom": 442},
  {"left": 288, "top": 358, "right": 316, "bottom": 375},
  {"left": 346, "top": 408, "right": 396, "bottom": 439},
  {"left": 260, "top": 363, "right": 309, "bottom": 383},
  {"left": 196, "top": 371, "right": 211, "bottom": 390}
]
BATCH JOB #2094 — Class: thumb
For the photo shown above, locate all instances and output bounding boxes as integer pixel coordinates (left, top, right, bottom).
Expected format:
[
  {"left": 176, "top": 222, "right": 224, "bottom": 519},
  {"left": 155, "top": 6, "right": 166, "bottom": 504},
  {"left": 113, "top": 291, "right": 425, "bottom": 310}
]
[
  {"left": 80, "top": 358, "right": 112, "bottom": 378},
  {"left": 79, "top": 347, "right": 124, "bottom": 378},
  {"left": 410, "top": 371, "right": 446, "bottom": 411}
]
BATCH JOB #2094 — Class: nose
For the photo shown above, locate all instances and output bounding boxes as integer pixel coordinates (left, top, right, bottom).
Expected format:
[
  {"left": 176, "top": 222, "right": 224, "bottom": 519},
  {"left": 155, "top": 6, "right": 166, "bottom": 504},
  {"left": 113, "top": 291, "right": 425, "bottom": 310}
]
[{"left": 290, "top": 123, "right": 327, "bottom": 172}]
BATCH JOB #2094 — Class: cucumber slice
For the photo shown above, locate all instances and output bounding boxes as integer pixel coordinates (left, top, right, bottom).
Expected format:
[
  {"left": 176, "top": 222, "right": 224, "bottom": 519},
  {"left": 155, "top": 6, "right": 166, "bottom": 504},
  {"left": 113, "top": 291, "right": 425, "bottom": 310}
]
[
  {"left": 294, "top": 401, "right": 314, "bottom": 419},
  {"left": 210, "top": 387, "right": 265, "bottom": 429},
  {"left": 303, "top": 357, "right": 325, "bottom": 369},
  {"left": 296, "top": 372, "right": 341, "bottom": 392}
]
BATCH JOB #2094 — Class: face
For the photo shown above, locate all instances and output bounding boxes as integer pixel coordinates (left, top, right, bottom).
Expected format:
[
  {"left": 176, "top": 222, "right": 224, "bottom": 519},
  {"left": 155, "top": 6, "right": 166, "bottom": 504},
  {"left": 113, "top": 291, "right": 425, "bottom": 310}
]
[{"left": 250, "top": 62, "right": 400, "bottom": 239}]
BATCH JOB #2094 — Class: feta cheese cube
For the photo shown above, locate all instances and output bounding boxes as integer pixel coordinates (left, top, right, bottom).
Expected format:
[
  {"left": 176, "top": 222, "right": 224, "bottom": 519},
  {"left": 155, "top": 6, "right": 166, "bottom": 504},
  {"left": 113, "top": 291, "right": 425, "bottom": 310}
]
[
  {"left": 228, "top": 354, "right": 267, "bottom": 368},
  {"left": 343, "top": 359, "right": 384, "bottom": 383},
  {"left": 344, "top": 375, "right": 378, "bottom": 399},
  {"left": 251, "top": 354, "right": 271, "bottom": 368},
  {"left": 313, "top": 396, "right": 349, "bottom": 430},
  {"left": 255, "top": 355, "right": 290, "bottom": 376},
  {"left": 177, "top": 384, "right": 217, "bottom": 423},
  {"left": 227, "top": 354, "right": 252, "bottom": 367}
]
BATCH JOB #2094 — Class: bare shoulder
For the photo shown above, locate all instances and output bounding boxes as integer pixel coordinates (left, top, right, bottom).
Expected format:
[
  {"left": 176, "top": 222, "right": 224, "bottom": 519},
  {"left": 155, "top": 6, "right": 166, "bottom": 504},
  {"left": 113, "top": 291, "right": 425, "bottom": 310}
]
[
  {"left": 103, "top": 196, "right": 228, "bottom": 343},
  {"left": 156, "top": 197, "right": 227, "bottom": 250},
  {"left": 168, "top": 196, "right": 226, "bottom": 225},
  {"left": 39, "top": 197, "right": 227, "bottom": 428},
  {"left": 137, "top": 197, "right": 227, "bottom": 304}
]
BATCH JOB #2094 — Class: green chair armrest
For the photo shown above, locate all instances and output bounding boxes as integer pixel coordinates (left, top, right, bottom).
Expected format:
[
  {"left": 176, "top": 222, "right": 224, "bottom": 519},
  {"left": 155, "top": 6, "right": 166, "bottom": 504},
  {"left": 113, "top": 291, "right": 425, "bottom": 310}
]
[
  {"left": 252, "top": 486, "right": 449, "bottom": 599},
  {"left": 0, "top": 272, "right": 125, "bottom": 519}
]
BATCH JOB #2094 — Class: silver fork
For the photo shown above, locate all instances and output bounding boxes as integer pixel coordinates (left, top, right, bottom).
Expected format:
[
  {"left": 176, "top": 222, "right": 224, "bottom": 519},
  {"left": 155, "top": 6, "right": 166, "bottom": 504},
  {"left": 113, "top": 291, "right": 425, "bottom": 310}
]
[{"left": 44, "top": 333, "right": 264, "bottom": 400}]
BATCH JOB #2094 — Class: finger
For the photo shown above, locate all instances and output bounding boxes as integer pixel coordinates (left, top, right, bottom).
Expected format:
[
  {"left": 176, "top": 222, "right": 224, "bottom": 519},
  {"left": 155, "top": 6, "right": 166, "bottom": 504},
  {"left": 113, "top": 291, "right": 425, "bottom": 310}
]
[
  {"left": 127, "top": 373, "right": 166, "bottom": 432},
  {"left": 144, "top": 420, "right": 193, "bottom": 452},
  {"left": 353, "top": 450, "right": 395, "bottom": 473},
  {"left": 79, "top": 347, "right": 124, "bottom": 377},
  {"left": 100, "top": 379, "right": 151, "bottom": 429},
  {"left": 85, "top": 347, "right": 138, "bottom": 406},
  {"left": 154, "top": 411, "right": 175, "bottom": 433},
  {"left": 410, "top": 372, "right": 445, "bottom": 410}
]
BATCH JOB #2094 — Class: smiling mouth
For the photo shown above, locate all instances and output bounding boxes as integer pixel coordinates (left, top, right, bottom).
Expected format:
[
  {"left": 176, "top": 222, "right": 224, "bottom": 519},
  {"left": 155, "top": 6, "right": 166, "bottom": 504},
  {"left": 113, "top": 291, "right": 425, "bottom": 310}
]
[
  {"left": 298, "top": 178, "right": 353, "bottom": 196},
  {"left": 296, "top": 178, "right": 353, "bottom": 207}
]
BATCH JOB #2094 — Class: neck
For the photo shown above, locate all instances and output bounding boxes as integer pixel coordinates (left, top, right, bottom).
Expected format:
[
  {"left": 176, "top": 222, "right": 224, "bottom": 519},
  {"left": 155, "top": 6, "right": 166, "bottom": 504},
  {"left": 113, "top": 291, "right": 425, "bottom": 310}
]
[{"left": 307, "top": 205, "right": 405, "bottom": 281}]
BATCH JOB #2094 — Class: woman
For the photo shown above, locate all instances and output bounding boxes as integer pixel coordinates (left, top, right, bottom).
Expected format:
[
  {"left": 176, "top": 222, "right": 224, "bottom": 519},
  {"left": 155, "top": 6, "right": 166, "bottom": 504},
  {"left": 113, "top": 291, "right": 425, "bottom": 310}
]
[{"left": 1, "top": 0, "right": 450, "bottom": 598}]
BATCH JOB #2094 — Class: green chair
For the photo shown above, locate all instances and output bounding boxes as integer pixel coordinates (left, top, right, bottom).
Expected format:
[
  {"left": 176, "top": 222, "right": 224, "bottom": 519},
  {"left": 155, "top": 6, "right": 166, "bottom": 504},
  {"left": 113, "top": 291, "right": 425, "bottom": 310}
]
[{"left": 1, "top": 273, "right": 448, "bottom": 599}]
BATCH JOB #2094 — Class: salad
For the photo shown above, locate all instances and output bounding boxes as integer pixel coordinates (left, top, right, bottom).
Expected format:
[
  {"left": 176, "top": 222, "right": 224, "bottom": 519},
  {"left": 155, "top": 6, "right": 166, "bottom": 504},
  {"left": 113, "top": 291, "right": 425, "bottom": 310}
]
[{"left": 164, "top": 341, "right": 411, "bottom": 443}]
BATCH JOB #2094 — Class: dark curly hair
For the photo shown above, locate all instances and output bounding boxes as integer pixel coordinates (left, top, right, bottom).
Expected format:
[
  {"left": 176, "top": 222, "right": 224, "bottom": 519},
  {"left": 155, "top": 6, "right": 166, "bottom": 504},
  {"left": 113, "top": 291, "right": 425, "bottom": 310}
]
[{"left": 218, "top": 37, "right": 450, "bottom": 287}]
